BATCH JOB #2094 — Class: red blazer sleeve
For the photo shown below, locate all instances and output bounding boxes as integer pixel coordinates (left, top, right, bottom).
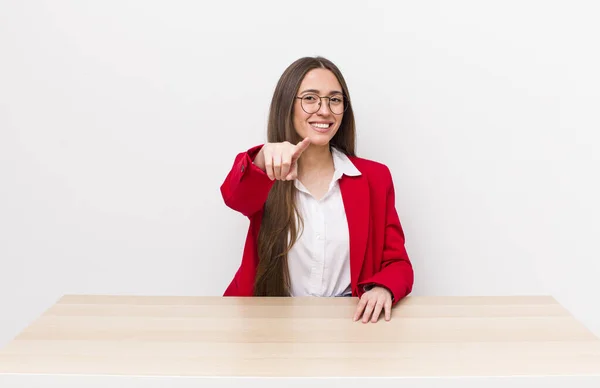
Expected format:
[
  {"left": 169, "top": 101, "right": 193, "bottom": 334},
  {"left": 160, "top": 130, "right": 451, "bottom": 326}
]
[
  {"left": 220, "top": 145, "right": 275, "bottom": 218},
  {"left": 359, "top": 167, "right": 414, "bottom": 305}
]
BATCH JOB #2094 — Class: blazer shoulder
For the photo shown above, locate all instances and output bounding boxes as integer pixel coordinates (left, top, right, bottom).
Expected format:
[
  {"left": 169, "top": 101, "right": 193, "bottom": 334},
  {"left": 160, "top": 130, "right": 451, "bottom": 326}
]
[{"left": 349, "top": 156, "right": 393, "bottom": 182}]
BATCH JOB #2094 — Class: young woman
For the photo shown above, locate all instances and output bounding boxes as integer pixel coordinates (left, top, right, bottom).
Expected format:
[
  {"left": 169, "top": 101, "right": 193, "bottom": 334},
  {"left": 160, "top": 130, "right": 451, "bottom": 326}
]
[{"left": 220, "top": 57, "right": 413, "bottom": 323}]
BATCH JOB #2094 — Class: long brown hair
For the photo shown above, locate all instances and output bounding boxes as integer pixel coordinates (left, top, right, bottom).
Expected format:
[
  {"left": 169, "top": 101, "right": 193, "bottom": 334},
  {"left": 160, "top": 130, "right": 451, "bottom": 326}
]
[{"left": 253, "top": 56, "right": 356, "bottom": 296}]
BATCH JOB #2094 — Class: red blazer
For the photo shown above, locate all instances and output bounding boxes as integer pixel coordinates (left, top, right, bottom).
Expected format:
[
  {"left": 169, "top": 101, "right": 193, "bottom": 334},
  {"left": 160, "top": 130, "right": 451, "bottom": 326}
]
[{"left": 220, "top": 145, "right": 414, "bottom": 305}]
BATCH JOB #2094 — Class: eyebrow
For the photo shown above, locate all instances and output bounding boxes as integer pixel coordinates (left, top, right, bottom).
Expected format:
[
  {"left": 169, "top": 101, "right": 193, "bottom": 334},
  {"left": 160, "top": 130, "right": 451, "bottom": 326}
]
[{"left": 299, "top": 89, "right": 344, "bottom": 95}]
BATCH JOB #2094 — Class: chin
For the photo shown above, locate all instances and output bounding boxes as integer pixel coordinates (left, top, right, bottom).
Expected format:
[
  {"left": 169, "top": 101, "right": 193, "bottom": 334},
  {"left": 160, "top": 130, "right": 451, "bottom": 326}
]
[{"left": 306, "top": 134, "right": 334, "bottom": 147}]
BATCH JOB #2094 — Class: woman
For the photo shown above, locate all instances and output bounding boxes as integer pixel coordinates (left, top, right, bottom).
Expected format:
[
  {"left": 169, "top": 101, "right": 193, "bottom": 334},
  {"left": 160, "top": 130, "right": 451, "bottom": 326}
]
[{"left": 220, "top": 56, "right": 413, "bottom": 323}]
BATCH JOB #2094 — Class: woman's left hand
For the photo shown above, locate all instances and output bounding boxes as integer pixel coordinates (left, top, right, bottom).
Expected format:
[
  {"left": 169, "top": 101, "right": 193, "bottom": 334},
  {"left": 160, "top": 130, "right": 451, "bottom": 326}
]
[{"left": 353, "top": 286, "right": 393, "bottom": 323}]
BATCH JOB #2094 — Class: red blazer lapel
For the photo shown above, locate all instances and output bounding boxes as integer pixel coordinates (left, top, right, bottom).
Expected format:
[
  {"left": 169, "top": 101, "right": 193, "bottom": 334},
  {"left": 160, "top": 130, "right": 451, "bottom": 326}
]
[{"left": 339, "top": 174, "right": 370, "bottom": 293}]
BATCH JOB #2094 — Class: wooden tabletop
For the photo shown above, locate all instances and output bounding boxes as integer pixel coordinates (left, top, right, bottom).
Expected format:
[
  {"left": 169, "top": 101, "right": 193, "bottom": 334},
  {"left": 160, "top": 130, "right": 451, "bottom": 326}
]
[{"left": 0, "top": 295, "right": 599, "bottom": 381}]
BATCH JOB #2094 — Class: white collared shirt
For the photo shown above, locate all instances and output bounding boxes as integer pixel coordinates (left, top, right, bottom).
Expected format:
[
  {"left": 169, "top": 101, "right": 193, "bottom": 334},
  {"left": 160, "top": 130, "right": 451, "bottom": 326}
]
[{"left": 287, "top": 147, "right": 362, "bottom": 297}]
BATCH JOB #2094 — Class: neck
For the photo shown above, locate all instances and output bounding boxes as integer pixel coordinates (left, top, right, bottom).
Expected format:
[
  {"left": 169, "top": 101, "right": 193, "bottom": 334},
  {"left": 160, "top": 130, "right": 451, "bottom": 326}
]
[{"left": 298, "top": 143, "right": 333, "bottom": 175}]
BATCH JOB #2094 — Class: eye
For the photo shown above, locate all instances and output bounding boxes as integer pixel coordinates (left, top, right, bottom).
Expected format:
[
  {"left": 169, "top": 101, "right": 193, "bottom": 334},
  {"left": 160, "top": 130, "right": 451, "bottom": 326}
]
[
  {"left": 330, "top": 96, "right": 343, "bottom": 104},
  {"left": 303, "top": 95, "right": 318, "bottom": 102}
]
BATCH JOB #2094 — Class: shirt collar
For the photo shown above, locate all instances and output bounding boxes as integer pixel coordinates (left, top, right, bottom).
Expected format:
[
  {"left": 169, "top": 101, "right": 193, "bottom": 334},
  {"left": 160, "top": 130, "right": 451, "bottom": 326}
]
[
  {"left": 294, "top": 147, "right": 361, "bottom": 195},
  {"left": 331, "top": 146, "right": 361, "bottom": 178}
]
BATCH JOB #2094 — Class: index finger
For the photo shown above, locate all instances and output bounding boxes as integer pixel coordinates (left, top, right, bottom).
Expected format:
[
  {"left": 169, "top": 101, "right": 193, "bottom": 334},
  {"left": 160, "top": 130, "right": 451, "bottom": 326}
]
[
  {"left": 292, "top": 137, "right": 311, "bottom": 157},
  {"left": 353, "top": 297, "right": 368, "bottom": 321}
]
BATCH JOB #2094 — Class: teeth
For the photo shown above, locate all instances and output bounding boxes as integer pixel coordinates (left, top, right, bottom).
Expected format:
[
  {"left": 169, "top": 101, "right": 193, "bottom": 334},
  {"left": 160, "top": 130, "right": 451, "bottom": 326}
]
[{"left": 311, "top": 123, "right": 330, "bottom": 129}]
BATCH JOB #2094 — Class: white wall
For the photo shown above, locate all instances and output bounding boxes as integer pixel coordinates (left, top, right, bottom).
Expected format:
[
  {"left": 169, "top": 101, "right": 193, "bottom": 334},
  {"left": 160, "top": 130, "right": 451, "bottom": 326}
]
[{"left": 1, "top": 0, "right": 599, "bottom": 347}]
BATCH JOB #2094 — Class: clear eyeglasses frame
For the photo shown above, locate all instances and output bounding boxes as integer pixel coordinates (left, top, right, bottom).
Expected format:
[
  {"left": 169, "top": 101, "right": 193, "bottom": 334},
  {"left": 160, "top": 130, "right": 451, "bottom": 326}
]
[{"left": 294, "top": 93, "right": 349, "bottom": 115}]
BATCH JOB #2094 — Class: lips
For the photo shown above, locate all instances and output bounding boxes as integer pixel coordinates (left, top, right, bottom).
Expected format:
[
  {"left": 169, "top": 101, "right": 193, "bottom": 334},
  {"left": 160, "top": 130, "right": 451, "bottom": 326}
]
[{"left": 309, "top": 122, "right": 333, "bottom": 133}]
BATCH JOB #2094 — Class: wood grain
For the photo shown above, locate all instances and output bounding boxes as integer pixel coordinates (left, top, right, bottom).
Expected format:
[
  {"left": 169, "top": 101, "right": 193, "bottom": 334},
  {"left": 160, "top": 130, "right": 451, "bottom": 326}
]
[{"left": 0, "top": 295, "right": 599, "bottom": 377}]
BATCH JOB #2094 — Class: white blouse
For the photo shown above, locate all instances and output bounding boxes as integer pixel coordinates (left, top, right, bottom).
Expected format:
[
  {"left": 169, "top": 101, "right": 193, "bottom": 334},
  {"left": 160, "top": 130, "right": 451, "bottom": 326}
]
[{"left": 287, "top": 147, "right": 362, "bottom": 297}]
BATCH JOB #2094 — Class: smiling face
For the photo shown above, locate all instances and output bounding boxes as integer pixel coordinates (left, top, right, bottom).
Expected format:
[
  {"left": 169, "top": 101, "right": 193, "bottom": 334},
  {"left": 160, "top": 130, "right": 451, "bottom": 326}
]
[{"left": 293, "top": 68, "right": 345, "bottom": 147}]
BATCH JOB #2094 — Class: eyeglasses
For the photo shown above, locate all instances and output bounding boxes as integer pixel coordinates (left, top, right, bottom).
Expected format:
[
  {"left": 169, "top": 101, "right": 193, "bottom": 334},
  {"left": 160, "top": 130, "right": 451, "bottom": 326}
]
[{"left": 295, "top": 93, "right": 349, "bottom": 115}]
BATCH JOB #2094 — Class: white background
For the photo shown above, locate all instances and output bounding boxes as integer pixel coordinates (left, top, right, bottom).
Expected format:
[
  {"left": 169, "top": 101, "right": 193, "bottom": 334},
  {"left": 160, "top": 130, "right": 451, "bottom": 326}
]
[{"left": 1, "top": 0, "right": 599, "bottom": 347}]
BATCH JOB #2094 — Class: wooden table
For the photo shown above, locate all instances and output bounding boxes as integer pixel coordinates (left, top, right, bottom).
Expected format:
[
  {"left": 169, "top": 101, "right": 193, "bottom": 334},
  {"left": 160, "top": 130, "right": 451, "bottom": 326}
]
[{"left": 0, "top": 295, "right": 599, "bottom": 387}]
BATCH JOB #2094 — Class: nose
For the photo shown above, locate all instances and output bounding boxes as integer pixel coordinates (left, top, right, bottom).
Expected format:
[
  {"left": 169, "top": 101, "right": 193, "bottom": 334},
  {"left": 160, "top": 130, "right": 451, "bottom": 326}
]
[{"left": 316, "top": 97, "right": 332, "bottom": 115}]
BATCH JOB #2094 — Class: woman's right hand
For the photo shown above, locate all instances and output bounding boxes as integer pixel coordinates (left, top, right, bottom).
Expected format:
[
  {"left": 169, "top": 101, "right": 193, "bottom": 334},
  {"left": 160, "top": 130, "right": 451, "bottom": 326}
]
[{"left": 253, "top": 138, "right": 311, "bottom": 181}]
